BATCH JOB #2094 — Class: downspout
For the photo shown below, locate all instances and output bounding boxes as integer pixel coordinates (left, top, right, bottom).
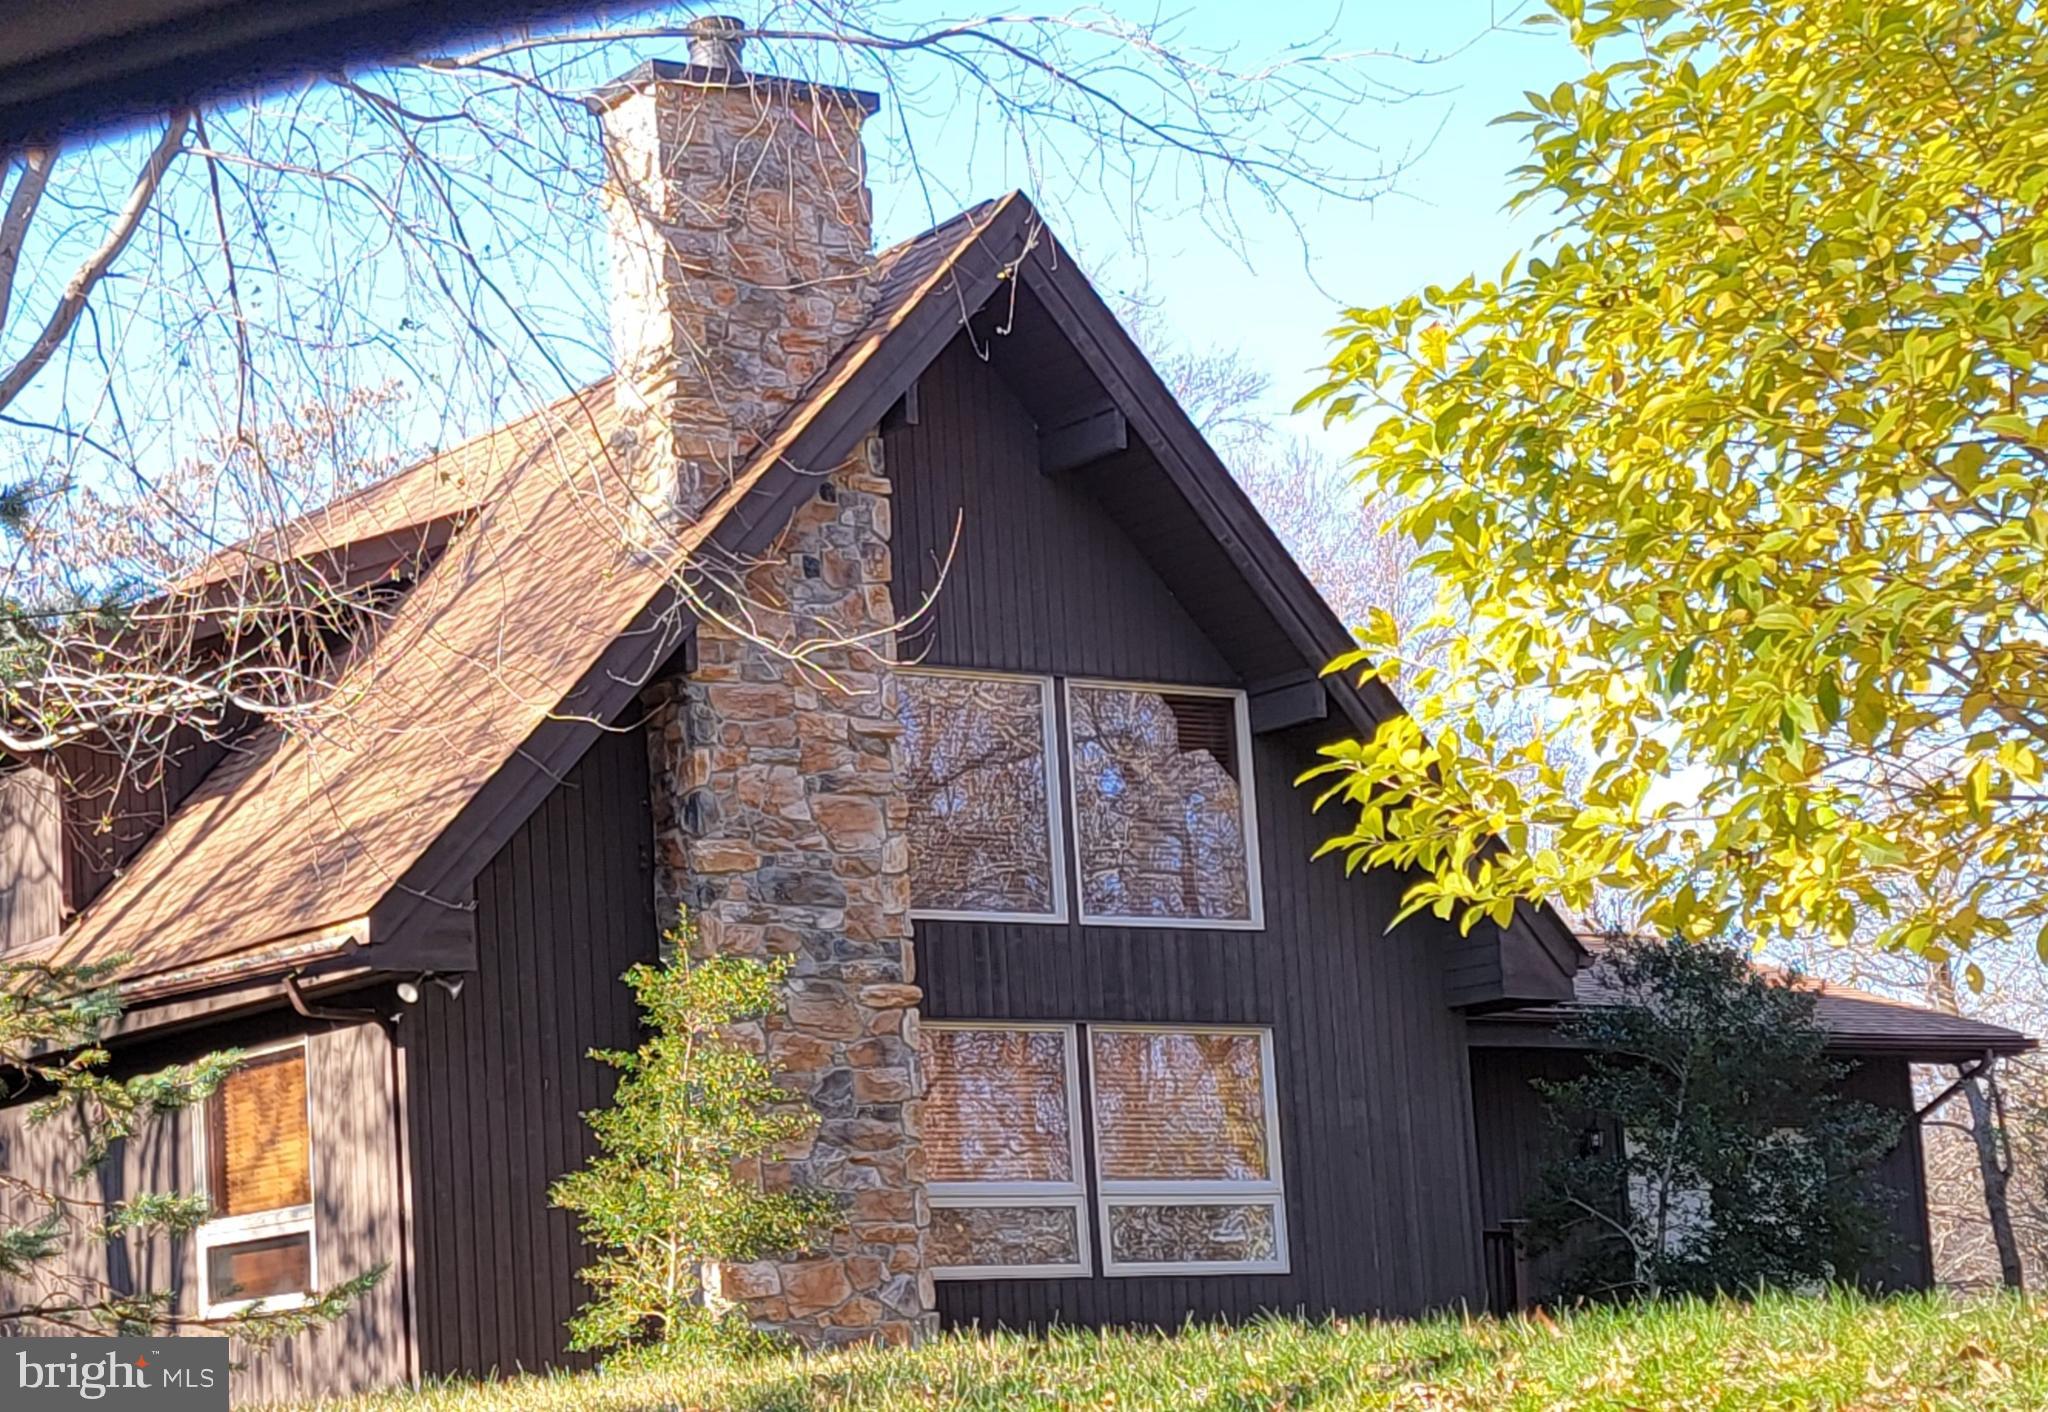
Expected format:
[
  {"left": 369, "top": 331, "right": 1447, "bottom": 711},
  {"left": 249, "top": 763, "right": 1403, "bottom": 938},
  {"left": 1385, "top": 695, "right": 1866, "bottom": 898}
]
[{"left": 282, "top": 972, "right": 385, "bottom": 1026}]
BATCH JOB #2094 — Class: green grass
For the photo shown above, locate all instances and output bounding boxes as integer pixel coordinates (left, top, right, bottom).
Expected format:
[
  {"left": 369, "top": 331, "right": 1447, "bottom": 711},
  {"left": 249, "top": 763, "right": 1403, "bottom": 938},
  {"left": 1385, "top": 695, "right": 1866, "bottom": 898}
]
[{"left": 292, "top": 1289, "right": 2048, "bottom": 1411}]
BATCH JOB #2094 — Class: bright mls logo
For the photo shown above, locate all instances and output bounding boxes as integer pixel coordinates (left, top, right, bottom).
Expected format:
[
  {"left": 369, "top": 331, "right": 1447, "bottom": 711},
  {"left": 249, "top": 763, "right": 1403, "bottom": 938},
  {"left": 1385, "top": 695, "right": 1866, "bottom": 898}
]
[{"left": 3, "top": 1338, "right": 229, "bottom": 1409}]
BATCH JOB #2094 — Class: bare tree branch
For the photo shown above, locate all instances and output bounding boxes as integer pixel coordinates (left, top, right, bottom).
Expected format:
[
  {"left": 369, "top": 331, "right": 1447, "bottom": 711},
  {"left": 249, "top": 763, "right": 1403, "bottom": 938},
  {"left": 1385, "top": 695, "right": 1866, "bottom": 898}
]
[
  {"left": 0, "top": 112, "right": 190, "bottom": 414},
  {"left": 0, "top": 145, "right": 57, "bottom": 333}
]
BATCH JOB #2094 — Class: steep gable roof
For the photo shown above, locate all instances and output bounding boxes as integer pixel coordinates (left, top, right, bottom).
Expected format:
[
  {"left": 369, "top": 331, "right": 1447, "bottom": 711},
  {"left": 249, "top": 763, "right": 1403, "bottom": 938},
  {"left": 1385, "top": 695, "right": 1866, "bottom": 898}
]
[
  {"left": 50, "top": 198, "right": 1031, "bottom": 1002},
  {"left": 55, "top": 191, "right": 1584, "bottom": 1019}
]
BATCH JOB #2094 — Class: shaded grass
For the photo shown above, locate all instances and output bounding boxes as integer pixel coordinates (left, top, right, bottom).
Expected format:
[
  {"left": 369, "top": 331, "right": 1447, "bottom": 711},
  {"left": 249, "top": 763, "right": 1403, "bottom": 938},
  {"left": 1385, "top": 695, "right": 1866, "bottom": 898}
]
[{"left": 292, "top": 1288, "right": 2048, "bottom": 1411}]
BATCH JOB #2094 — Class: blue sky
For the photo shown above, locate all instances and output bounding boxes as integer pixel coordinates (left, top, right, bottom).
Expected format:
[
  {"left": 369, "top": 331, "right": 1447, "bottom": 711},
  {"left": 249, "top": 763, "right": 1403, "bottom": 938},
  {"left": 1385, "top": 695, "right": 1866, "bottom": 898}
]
[
  {"left": 861, "top": 0, "right": 1584, "bottom": 452},
  {"left": 6, "top": 1, "right": 1584, "bottom": 553}
]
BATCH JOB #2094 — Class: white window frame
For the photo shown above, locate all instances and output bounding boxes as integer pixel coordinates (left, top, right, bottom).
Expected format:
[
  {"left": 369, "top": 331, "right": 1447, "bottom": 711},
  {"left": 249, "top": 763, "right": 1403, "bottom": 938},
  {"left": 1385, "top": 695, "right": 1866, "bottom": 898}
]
[
  {"left": 1062, "top": 678, "right": 1265, "bottom": 931},
  {"left": 926, "top": 1021, "right": 1092, "bottom": 1280},
  {"left": 901, "top": 667, "right": 1070, "bottom": 925},
  {"left": 193, "top": 1038, "right": 319, "bottom": 1318},
  {"left": 1089, "top": 1024, "right": 1289, "bottom": 1277}
]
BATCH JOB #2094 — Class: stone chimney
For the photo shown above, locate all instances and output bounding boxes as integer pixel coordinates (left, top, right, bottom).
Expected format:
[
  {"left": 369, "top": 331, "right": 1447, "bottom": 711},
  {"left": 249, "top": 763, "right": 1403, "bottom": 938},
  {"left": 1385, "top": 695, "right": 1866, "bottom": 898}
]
[
  {"left": 595, "top": 17, "right": 880, "bottom": 514},
  {"left": 598, "top": 28, "right": 934, "bottom": 1349}
]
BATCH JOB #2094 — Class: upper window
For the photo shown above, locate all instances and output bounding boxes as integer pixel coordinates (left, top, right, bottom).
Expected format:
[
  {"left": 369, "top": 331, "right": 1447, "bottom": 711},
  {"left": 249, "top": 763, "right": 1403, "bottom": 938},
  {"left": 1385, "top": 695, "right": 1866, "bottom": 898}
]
[
  {"left": 197, "top": 1044, "right": 317, "bottom": 1316},
  {"left": 897, "top": 670, "right": 1065, "bottom": 922},
  {"left": 1066, "top": 682, "right": 1261, "bottom": 927},
  {"left": 923, "top": 1023, "right": 1090, "bottom": 1278},
  {"left": 1090, "top": 1026, "right": 1287, "bottom": 1275}
]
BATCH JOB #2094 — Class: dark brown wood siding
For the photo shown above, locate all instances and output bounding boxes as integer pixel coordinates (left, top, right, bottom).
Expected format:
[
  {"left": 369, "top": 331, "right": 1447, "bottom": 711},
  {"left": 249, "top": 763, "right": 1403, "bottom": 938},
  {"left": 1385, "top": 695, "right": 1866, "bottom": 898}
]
[
  {"left": 0, "top": 1016, "right": 409, "bottom": 1405},
  {"left": 0, "top": 764, "right": 63, "bottom": 948},
  {"left": 54, "top": 726, "right": 235, "bottom": 916},
  {"left": 399, "top": 717, "right": 659, "bottom": 1380},
  {"left": 889, "top": 335, "right": 1491, "bottom": 1327},
  {"left": 1468, "top": 1046, "right": 1935, "bottom": 1299}
]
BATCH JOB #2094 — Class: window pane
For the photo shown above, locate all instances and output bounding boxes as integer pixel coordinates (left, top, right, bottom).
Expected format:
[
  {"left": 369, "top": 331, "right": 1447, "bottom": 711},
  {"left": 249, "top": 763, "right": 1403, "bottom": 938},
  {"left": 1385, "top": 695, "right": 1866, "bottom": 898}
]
[
  {"left": 925, "top": 1028, "right": 1075, "bottom": 1183},
  {"left": 898, "top": 673, "right": 1056, "bottom": 915},
  {"left": 209, "top": 1049, "right": 311, "bottom": 1216},
  {"left": 930, "top": 1205, "right": 1081, "bottom": 1270},
  {"left": 1091, "top": 1029, "right": 1270, "bottom": 1182},
  {"left": 1068, "top": 685, "right": 1250, "bottom": 921},
  {"left": 206, "top": 1231, "right": 313, "bottom": 1302},
  {"left": 1106, "top": 1202, "right": 1280, "bottom": 1265}
]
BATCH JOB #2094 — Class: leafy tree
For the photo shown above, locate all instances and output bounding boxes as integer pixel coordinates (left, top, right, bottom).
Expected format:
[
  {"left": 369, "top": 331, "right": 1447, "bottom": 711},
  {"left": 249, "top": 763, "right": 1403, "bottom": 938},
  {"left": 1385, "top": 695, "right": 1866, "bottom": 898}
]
[
  {"left": 551, "top": 923, "right": 834, "bottom": 1361},
  {"left": 1303, "top": 0, "right": 2048, "bottom": 969},
  {"left": 1526, "top": 936, "right": 1901, "bottom": 1301},
  {"left": 0, "top": 957, "right": 373, "bottom": 1335}
]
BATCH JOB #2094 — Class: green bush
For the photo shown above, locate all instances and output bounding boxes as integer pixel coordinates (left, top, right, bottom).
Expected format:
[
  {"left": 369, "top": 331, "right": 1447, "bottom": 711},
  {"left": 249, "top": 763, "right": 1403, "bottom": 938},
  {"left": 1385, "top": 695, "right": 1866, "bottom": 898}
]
[
  {"left": 551, "top": 920, "right": 834, "bottom": 1360},
  {"left": 1527, "top": 935, "right": 1901, "bottom": 1301}
]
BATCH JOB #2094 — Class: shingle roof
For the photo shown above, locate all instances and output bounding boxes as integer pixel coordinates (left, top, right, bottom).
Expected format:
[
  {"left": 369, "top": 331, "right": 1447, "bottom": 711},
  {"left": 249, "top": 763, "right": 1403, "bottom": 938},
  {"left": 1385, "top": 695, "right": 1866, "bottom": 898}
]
[
  {"left": 49, "top": 198, "right": 1023, "bottom": 998},
  {"left": 1473, "top": 953, "right": 2033, "bottom": 1061}
]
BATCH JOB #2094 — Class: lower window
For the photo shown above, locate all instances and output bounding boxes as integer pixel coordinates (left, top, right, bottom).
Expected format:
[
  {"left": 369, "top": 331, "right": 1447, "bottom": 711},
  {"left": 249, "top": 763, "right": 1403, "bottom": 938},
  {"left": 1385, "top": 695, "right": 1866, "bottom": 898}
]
[
  {"left": 1090, "top": 1026, "right": 1288, "bottom": 1276},
  {"left": 195, "top": 1043, "right": 319, "bottom": 1316},
  {"left": 924, "top": 1023, "right": 1090, "bottom": 1278},
  {"left": 922, "top": 1021, "right": 1287, "bottom": 1279}
]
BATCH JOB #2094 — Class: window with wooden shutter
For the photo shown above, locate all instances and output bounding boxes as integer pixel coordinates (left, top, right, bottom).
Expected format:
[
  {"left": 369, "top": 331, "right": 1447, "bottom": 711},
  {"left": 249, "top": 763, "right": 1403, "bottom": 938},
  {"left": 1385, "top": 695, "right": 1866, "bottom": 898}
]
[
  {"left": 197, "top": 1043, "right": 317, "bottom": 1314},
  {"left": 924, "top": 1024, "right": 1089, "bottom": 1278},
  {"left": 1089, "top": 1026, "right": 1287, "bottom": 1274},
  {"left": 897, "top": 670, "right": 1066, "bottom": 921},
  {"left": 1065, "top": 682, "right": 1260, "bottom": 926}
]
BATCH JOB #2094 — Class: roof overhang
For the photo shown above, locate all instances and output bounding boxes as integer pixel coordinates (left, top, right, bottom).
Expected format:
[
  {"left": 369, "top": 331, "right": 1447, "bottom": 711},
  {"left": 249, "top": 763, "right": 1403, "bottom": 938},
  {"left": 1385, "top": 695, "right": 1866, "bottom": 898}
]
[{"left": 1468, "top": 1012, "right": 2036, "bottom": 1065}]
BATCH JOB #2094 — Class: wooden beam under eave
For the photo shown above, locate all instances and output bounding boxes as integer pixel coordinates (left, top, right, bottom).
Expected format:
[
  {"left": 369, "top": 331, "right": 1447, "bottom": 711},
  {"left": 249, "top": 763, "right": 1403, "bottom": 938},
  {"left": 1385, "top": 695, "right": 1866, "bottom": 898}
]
[
  {"left": 1248, "top": 678, "right": 1329, "bottom": 734},
  {"left": 1040, "top": 407, "right": 1128, "bottom": 474}
]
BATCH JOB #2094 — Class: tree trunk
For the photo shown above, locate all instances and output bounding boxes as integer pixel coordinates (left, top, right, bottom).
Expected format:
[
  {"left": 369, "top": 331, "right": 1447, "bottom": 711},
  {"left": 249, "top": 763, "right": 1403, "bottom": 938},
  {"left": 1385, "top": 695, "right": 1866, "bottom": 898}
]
[
  {"left": 1932, "top": 962, "right": 2025, "bottom": 1290},
  {"left": 1961, "top": 1066, "right": 2025, "bottom": 1291}
]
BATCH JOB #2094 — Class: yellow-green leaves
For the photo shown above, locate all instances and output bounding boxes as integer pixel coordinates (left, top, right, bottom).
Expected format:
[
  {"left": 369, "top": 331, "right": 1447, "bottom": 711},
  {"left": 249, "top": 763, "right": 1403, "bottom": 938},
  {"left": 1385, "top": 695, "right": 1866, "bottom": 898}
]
[{"left": 1306, "top": 0, "right": 2048, "bottom": 965}]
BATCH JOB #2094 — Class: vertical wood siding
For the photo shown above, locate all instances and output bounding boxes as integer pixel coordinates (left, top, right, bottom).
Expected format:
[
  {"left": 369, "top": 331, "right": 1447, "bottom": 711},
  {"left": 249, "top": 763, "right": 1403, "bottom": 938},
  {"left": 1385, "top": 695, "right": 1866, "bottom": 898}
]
[
  {"left": 0, "top": 764, "right": 63, "bottom": 948},
  {"left": 1468, "top": 1047, "right": 1934, "bottom": 1299},
  {"left": 401, "top": 717, "right": 659, "bottom": 1380},
  {"left": 54, "top": 727, "right": 234, "bottom": 916},
  {"left": 1837, "top": 1059, "right": 1935, "bottom": 1290},
  {"left": 0, "top": 1017, "right": 409, "bottom": 1405},
  {"left": 888, "top": 335, "right": 1491, "bottom": 1327}
]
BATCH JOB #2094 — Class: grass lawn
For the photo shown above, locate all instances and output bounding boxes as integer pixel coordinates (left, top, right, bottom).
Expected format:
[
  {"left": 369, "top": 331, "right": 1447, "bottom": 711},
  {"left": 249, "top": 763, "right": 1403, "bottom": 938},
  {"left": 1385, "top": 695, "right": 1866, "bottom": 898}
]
[{"left": 292, "top": 1289, "right": 2048, "bottom": 1411}]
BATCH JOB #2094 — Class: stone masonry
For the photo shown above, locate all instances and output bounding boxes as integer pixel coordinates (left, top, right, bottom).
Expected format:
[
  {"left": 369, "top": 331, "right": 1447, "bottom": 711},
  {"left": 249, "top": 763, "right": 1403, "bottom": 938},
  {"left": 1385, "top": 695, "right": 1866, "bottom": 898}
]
[{"left": 599, "top": 22, "right": 934, "bottom": 1347}]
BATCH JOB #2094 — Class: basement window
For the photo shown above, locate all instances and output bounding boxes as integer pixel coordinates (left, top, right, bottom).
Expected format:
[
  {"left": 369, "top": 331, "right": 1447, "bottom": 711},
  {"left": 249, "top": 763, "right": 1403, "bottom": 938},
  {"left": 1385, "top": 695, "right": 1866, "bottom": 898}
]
[
  {"left": 897, "top": 670, "right": 1066, "bottom": 922},
  {"left": 1064, "top": 681, "right": 1261, "bottom": 927},
  {"left": 924, "top": 1023, "right": 1090, "bottom": 1278},
  {"left": 1090, "top": 1026, "right": 1287, "bottom": 1276},
  {"left": 196, "top": 1043, "right": 318, "bottom": 1317}
]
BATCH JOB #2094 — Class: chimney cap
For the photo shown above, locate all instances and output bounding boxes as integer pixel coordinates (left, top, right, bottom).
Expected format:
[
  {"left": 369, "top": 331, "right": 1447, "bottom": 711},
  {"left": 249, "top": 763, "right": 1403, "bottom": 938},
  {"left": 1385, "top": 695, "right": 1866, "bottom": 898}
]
[
  {"left": 686, "top": 15, "right": 746, "bottom": 72},
  {"left": 587, "top": 58, "right": 882, "bottom": 117}
]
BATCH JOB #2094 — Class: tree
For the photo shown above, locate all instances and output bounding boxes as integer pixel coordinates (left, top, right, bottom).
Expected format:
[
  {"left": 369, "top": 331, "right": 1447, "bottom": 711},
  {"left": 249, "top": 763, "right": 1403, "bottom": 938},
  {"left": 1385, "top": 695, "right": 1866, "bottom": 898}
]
[
  {"left": 0, "top": 4, "right": 1432, "bottom": 809},
  {"left": 1302, "top": 0, "right": 2048, "bottom": 969},
  {"left": 1526, "top": 935, "right": 1901, "bottom": 1301},
  {"left": 0, "top": 958, "right": 374, "bottom": 1334},
  {"left": 550, "top": 923, "right": 834, "bottom": 1360}
]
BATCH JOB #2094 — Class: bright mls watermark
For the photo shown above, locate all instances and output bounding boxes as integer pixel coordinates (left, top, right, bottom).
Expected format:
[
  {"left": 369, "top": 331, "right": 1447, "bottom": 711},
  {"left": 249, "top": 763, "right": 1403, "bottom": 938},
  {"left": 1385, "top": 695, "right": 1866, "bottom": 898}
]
[{"left": 3, "top": 1338, "right": 229, "bottom": 1408}]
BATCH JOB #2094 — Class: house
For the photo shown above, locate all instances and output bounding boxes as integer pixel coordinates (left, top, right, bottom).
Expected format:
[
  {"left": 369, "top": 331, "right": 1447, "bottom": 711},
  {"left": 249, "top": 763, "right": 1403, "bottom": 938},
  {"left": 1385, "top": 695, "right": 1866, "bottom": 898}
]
[{"left": 0, "top": 20, "right": 2030, "bottom": 1403}]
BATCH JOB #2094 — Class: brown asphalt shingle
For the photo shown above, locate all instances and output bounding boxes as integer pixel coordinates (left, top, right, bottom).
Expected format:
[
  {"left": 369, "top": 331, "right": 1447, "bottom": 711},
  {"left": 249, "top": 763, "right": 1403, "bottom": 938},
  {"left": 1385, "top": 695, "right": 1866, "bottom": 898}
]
[{"left": 48, "top": 199, "right": 1019, "bottom": 996}]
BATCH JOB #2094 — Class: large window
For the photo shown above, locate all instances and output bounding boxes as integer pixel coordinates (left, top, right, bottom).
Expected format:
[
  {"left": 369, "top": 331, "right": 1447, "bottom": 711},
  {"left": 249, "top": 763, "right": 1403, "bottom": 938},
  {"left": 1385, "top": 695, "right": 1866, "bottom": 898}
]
[
  {"left": 923, "top": 1022, "right": 1287, "bottom": 1280},
  {"left": 196, "top": 1043, "right": 317, "bottom": 1316},
  {"left": 924, "top": 1023, "right": 1090, "bottom": 1277},
  {"left": 1065, "top": 682, "right": 1260, "bottom": 927},
  {"left": 896, "top": 670, "right": 1261, "bottom": 929},
  {"left": 897, "top": 670, "right": 1065, "bottom": 922},
  {"left": 1090, "top": 1026, "right": 1287, "bottom": 1275}
]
